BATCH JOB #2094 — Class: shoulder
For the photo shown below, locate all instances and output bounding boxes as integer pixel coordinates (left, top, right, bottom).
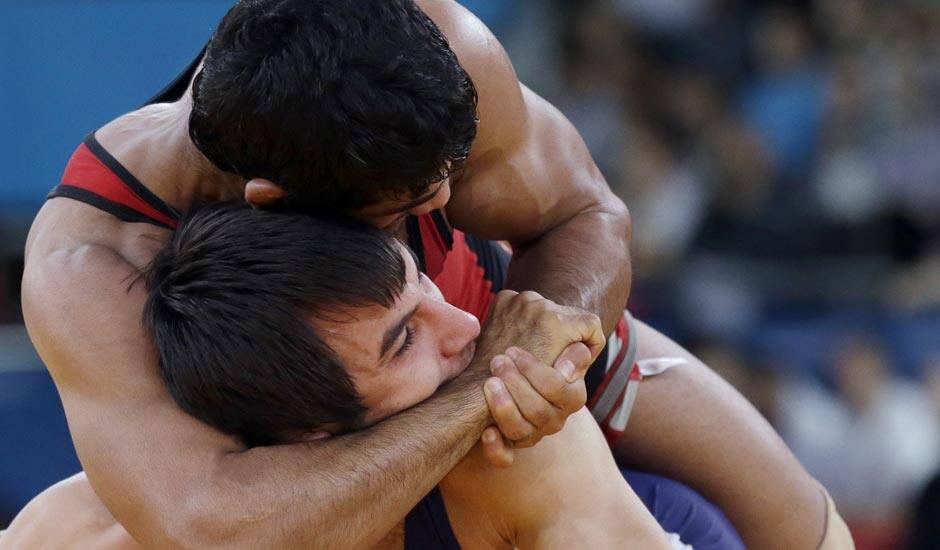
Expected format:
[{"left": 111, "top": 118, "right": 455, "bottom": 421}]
[
  {"left": 441, "top": 410, "right": 607, "bottom": 542},
  {"left": 417, "top": 0, "right": 525, "bottom": 147},
  {"left": 417, "top": 0, "right": 510, "bottom": 71},
  {"left": 24, "top": 239, "right": 145, "bottom": 328},
  {"left": 1, "top": 473, "right": 140, "bottom": 550},
  {"left": 23, "top": 229, "right": 154, "bottom": 390},
  {"left": 23, "top": 201, "right": 162, "bottom": 329}
]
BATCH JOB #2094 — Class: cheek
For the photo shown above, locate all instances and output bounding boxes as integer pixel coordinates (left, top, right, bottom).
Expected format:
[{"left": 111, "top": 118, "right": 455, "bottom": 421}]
[
  {"left": 398, "top": 346, "right": 446, "bottom": 403},
  {"left": 360, "top": 349, "right": 445, "bottom": 422}
]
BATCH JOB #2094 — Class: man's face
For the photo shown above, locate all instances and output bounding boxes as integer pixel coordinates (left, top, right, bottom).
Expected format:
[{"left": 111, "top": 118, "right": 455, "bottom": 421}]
[
  {"left": 347, "top": 177, "right": 452, "bottom": 232},
  {"left": 315, "top": 241, "right": 479, "bottom": 425}
]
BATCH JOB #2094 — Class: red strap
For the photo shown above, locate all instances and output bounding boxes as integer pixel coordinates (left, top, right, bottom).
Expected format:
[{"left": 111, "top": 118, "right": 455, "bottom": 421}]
[{"left": 61, "top": 143, "right": 178, "bottom": 228}]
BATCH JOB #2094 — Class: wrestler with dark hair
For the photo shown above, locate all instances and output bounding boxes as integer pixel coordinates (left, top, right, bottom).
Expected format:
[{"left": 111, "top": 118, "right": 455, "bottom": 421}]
[{"left": 19, "top": 1, "right": 849, "bottom": 548}]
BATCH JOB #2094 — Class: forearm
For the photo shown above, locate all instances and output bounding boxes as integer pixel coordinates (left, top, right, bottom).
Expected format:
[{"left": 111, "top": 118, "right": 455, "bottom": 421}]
[
  {"left": 505, "top": 199, "right": 631, "bottom": 335},
  {"left": 126, "top": 375, "right": 490, "bottom": 549},
  {"left": 199, "top": 376, "right": 487, "bottom": 549}
]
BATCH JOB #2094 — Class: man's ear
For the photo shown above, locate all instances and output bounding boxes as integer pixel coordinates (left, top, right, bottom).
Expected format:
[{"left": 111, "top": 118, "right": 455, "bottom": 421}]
[{"left": 245, "top": 178, "right": 286, "bottom": 207}]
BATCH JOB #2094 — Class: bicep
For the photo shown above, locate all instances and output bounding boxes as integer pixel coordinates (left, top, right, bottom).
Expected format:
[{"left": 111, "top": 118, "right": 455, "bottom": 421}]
[
  {"left": 425, "top": 0, "right": 624, "bottom": 248},
  {"left": 23, "top": 250, "right": 236, "bottom": 543},
  {"left": 61, "top": 372, "right": 233, "bottom": 541},
  {"left": 451, "top": 85, "right": 613, "bottom": 243},
  {"left": 435, "top": 9, "right": 617, "bottom": 245}
]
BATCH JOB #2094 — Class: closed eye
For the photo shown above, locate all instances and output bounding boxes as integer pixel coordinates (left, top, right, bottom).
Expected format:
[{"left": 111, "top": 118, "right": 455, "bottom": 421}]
[{"left": 395, "top": 325, "right": 416, "bottom": 358}]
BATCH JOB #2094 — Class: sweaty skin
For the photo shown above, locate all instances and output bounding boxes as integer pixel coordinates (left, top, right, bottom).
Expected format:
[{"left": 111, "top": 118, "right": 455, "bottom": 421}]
[
  {"left": 2, "top": 410, "right": 669, "bottom": 550},
  {"left": 7, "top": 250, "right": 658, "bottom": 550},
  {"left": 22, "top": 198, "right": 596, "bottom": 550},
  {"left": 21, "top": 0, "right": 826, "bottom": 548},
  {"left": 410, "top": 3, "right": 827, "bottom": 548}
]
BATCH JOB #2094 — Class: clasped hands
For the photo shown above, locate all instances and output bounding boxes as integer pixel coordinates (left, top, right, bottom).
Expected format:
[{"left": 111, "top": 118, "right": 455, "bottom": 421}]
[{"left": 471, "top": 290, "right": 605, "bottom": 467}]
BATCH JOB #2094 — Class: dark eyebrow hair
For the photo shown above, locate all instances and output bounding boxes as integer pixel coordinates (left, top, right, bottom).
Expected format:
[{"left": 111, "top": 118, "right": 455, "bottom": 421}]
[
  {"left": 379, "top": 304, "right": 419, "bottom": 359},
  {"left": 386, "top": 182, "right": 444, "bottom": 215}
]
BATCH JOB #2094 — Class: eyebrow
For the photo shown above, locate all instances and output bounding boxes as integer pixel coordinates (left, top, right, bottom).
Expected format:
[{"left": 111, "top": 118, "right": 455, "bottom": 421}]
[
  {"left": 379, "top": 304, "right": 419, "bottom": 359},
  {"left": 385, "top": 183, "right": 444, "bottom": 215}
]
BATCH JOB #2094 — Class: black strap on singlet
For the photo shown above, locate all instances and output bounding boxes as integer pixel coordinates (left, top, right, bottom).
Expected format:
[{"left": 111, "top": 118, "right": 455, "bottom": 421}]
[
  {"left": 463, "top": 234, "right": 511, "bottom": 294},
  {"left": 404, "top": 487, "right": 462, "bottom": 549},
  {"left": 429, "top": 210, "right": 454, "bottom": 250},
  {"left": 145, "top": 44, "right": 207, "bottom": 106}
]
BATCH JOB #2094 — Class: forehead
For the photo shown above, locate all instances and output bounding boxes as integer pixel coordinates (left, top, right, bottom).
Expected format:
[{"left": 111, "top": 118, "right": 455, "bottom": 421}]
[{"left": 313, "top": 243, "right": 419, "bottom": 369}]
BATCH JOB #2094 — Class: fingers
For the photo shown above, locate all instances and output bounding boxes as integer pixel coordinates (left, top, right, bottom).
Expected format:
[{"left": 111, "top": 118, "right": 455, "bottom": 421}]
[
  {"left": 508, "top": 347, "right": 586, "bottom": 416},
  {"left": 476, "top": 290, "right": 602, "bottom": 451},
  {"left": 484, "top": 375, "right": 537, "bottom": 442},
  {"left": 567, "top": 310, "right": 606, "bottom": 360},
  {"left": 553, "top": 342, "right": 593, "bottom": 383},
  {"left": 483, "top": 290, "right": 605, "bottom": 364},
  {"left": 485, "top": 347, "right": 587, "bottom": 449},
  {"left": 493, "top": 353, "right": 564, "bottom": 436},
  {"left": 516, "top": 290, "right": 544, "bottom": 303},
  {"left": 479, "top": 427, "right": 514, "bottom": 468}
]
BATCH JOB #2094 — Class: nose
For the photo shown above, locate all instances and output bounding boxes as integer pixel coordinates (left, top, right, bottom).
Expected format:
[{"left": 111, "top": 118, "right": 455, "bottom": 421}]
[
  {"left": 408, "top": 180, "right": 452, "bottom": 217},
  {"left": 429, "top": 299, "right": 480, "bottom": 358}
]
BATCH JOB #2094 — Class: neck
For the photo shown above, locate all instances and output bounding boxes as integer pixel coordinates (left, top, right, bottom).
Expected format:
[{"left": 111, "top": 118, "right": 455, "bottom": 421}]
[
  {"left": 160, "top": 105, "right": 246, "bottom": 210},
  {"left": 97, "top": 84, "right": 246, "bottom": 212}
]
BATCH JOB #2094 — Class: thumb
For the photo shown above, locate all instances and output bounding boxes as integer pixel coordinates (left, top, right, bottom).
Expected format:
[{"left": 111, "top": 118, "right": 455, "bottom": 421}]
[
  {"left": 480, "top": 426, "right": 514, "bottom": 468},
  {"left": 553, "top": 342, "right": 592, "bottom": 383}
]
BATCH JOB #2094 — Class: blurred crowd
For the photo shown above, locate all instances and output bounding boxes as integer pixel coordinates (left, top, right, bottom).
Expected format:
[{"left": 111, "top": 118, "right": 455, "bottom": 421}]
[
  {"left": 1, "top": 0, "right": 938, "bottom": 546},
  {"left": 479, "top": 0, "right": 940, "bottom": 547}
]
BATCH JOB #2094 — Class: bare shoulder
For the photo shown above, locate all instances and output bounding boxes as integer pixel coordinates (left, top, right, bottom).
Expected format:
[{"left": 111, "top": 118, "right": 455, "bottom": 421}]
[
  {"left": 439, "top": 410, "right": 606, "bottom": 545},
  {"left": 22, "top": 202, "right": 164, "bottom": 393},
  {"left": 416, "top": 0, "right": 509, "bottom": 70},
  {"left": 24, "top": 237, "right": 142, "bottom": 344},
  {"left": 441, "top": 410, "right": 669, "bottom": 548},
  {"left": 0, "top": 473, "right": 140, "bottom": 550},
  {"left": 416, "top": 0, "right": 525, "bottom": 148}
]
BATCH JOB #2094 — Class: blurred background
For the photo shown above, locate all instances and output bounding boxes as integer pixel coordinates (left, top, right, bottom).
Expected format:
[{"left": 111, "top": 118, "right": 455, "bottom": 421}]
[{"left": 1, "top": 0, "right": 938, "bottom": 547}]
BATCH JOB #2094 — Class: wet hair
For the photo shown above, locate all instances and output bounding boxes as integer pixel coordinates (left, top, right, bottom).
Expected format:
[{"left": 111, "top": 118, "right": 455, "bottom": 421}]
[
  {"left": 189, "top": 0, "right": 478, "bottom": 210},
  {"left": 143, "top": 203, "right": 406, "bottom": 446}
]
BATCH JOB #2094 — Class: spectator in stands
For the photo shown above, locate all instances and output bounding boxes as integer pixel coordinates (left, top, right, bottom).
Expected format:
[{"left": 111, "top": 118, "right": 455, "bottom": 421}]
[{"left": 800, "top": 335, "right": 938, "bottom": 548}]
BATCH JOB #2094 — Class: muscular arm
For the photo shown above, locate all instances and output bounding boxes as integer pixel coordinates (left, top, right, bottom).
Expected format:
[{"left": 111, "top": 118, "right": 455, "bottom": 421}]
[
  {"left": 23, "top": 243, "right": 492, "bottom": 550},
  {"left": 421, "top": 0, "right": 632, "bottom": 334},
  {"left": 22, "top": 210, "right": 600, "bottom": 549}
]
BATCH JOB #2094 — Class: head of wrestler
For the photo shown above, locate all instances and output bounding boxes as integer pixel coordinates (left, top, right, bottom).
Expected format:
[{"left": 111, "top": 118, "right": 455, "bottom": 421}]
[
  {"left": 188, "top": 0, "right": 476, "bottom": 230},
  {"left": 143, "top": 203, "right": 480, "bottom": 446}
]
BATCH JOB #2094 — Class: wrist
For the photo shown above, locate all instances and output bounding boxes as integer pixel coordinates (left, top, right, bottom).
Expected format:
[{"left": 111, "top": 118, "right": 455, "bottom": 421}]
[{"left": 444, "top": 365, "right": 492, "bottom": 428}]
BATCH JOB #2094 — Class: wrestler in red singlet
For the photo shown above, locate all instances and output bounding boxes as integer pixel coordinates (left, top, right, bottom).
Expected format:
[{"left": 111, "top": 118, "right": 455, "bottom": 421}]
[{"left": 51, "top": 129, "right": 641, "bottom": 443}]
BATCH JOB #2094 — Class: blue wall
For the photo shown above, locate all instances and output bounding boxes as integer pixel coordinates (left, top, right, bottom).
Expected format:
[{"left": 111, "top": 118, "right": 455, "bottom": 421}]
[{"left": 0, "top": 1, "right": 231, "bottom": 211}]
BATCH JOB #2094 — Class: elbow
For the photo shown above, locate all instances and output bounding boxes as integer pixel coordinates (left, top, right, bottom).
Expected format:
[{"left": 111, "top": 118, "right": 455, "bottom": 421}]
[
  {"left": 167, "top": 499, "right": 267, "bottom": 550},
  {"left": 598, "top": 190, "right": 632, "bottom": 251},
  {"left": 617, "top": 198, "right": 632, "bottom": 249},
  {"left": 139, "top": 509, "right": 225, "bottom": 550},
  {"left": 162, "top": 485, "right": 337, "bottom": 550},
  {"left": 152, "top": 488, "right": 263, "bottom": 550},
  {"left": 600, "top": 193, "right": 632, "bottom": 298}
]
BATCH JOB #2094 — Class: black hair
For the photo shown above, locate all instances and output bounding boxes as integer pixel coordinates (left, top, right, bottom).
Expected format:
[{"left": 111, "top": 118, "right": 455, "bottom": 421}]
[
  {"left": 143, "top": 203, "right": 406, "bottom": 446},
  {"left": 189, "top": 0, "right": 478, "bottom": 210}
]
